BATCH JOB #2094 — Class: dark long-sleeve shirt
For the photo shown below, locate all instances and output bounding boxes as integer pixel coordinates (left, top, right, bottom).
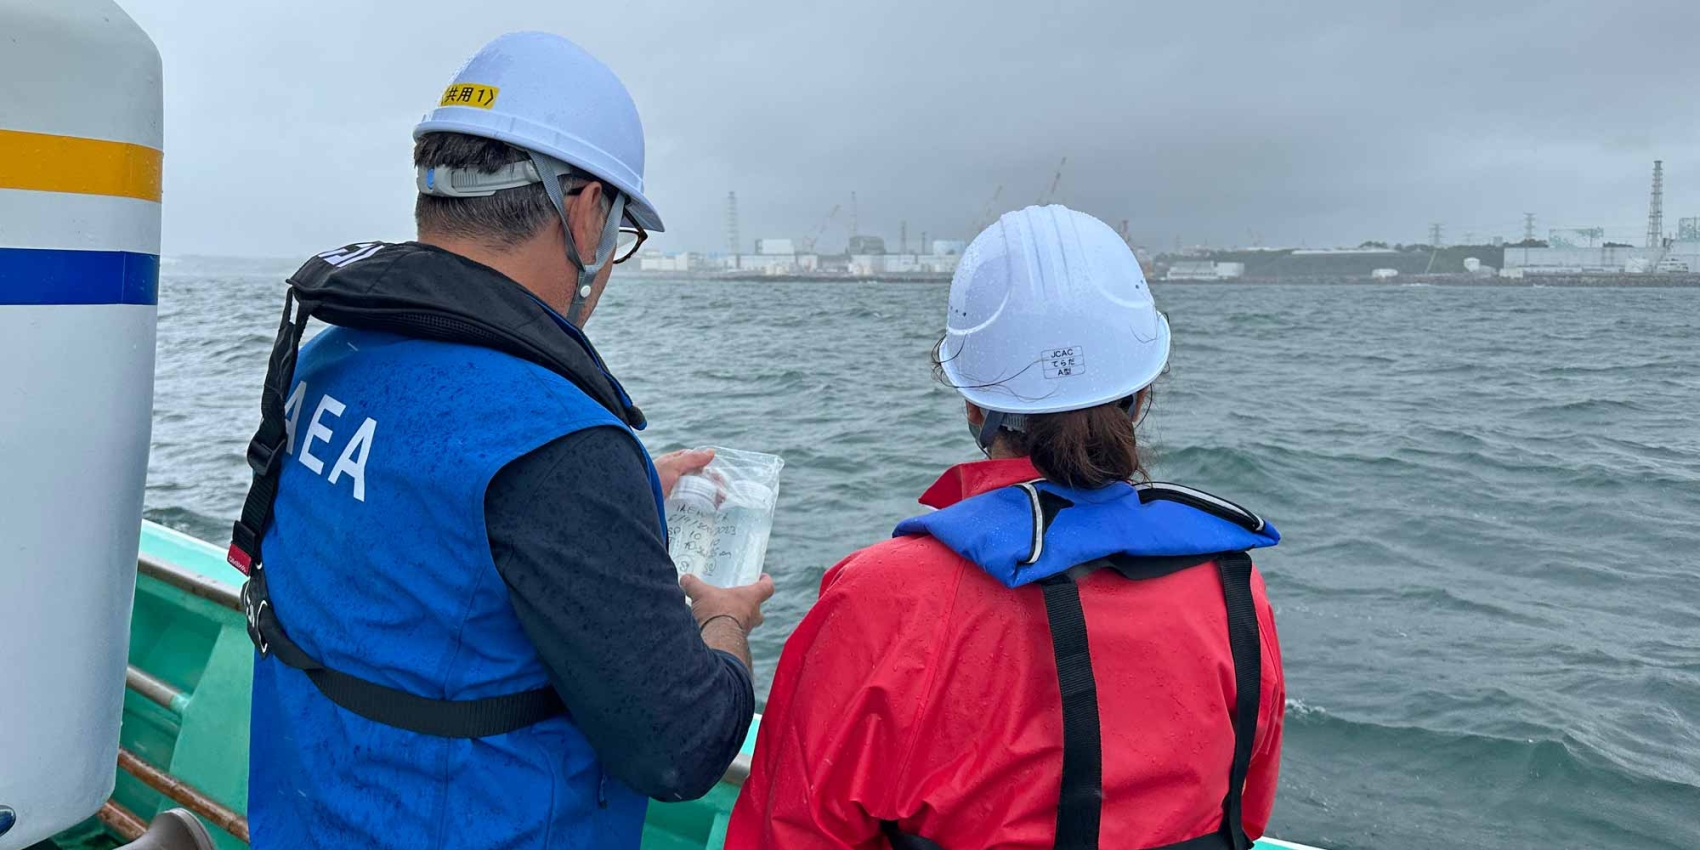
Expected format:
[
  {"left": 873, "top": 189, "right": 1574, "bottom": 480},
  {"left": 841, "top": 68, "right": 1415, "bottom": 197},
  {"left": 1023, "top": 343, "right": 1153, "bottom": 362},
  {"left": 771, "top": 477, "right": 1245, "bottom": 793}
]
[{"left": 485, "top": 426, "right": 753, "bottom": 802}]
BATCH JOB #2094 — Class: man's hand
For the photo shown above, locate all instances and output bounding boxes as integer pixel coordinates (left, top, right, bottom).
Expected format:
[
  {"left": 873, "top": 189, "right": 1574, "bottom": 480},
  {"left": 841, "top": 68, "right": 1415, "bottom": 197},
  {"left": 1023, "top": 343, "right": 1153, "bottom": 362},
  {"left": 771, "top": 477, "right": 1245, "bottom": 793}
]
[
  {"left": 681, "top": 573, "right": 776, "bottom": 671},
  {"left": 654, "top": 448, "right": 715, "bottom": 498},
  {"left": 681, "top": 573, "right": 775, "bottom": 631}
]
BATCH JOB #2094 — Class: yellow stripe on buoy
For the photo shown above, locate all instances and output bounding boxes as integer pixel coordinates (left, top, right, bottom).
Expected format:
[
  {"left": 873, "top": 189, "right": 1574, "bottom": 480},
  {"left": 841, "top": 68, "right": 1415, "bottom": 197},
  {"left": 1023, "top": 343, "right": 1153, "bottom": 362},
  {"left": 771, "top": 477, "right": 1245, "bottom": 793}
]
[{"left": 0, "top": 129, "right": 162, "bottom": 202}]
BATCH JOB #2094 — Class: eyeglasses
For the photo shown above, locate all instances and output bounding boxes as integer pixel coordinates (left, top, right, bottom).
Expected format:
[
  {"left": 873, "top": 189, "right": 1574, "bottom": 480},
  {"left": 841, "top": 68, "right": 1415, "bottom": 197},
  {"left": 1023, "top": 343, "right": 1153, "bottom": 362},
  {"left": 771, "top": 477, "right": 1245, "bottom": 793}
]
[
  {"left": 561, "top": 182, "right": 647, "bottom": 264},
  {"left": 613, "top": 225, "right": 647, "bottom": 264}
]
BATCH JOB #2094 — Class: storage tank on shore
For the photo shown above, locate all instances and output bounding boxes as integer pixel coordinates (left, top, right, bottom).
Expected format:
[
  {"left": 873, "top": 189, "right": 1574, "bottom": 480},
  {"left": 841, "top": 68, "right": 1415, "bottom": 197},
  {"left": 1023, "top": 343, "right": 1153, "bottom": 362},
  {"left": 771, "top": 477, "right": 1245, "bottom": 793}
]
[{"left": 0, "top": 1, "right": 162, "bottom": 847}]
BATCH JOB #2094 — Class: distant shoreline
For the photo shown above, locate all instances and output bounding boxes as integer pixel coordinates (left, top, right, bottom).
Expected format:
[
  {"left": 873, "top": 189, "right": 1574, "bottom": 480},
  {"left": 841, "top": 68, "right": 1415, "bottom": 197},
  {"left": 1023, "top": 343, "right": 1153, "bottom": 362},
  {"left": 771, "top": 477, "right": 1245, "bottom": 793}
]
[
  {"left": 1164, "top": 274, "right": 1700, "bottom": 288},
  {"left": 624, "top": 271, "right": 956, "bottom": 284},
  {"left": 623, "top": 271, "right": 1700, "bottom": 288}
]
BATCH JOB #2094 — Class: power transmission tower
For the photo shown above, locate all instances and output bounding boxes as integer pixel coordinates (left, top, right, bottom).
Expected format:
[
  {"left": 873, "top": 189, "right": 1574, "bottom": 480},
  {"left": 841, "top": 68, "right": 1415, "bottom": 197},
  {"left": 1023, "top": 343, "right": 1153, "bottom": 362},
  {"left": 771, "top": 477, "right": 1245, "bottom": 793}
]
[
  {"left": 725, "top": 191, "right": 740, "bottom": 269},
  {"left": 900, "top": 220, "right": 908, "bottom": 254},
  {"left": 1523, "top": 213, "right": 1536, "bottom": 242},
  {"left": 1428, "top": 223, "right": 1443, "bottom": 247},
  {"left": 850, "top": 191, "right": 859, "bottom": 237},
  {"left": 1647, "top": 160, "right": 1665, "bottom": 248}
]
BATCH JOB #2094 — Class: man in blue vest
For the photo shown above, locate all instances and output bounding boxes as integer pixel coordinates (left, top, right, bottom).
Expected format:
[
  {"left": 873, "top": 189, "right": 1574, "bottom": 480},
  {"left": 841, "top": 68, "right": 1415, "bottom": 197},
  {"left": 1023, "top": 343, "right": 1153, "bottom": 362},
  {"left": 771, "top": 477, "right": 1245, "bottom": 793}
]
[{"left": 228, "top": 32, "right": 773, "bottom": 849}]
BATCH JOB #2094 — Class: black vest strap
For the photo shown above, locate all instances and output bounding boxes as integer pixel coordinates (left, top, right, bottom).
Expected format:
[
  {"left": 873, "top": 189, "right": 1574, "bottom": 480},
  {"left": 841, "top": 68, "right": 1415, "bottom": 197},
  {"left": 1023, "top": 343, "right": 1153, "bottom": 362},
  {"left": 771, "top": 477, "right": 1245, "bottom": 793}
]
[
  {"left": 229, "top": 288, "right": 565, "bottom": 738},
  {"left": 227, "top": 289, "right": 311, "bottom": 574},
  {"left": 1040, "top": 572, "right": 1103, "bottom": 850},
  {"left": 882, "top": 550, "right": 1262, "bottom": 850},
  {"left": 880, "top": 821, "right": 945, "bottom": 850},
  {"left": 1216, "top": 551, "right": 1260, "bottom": 850},
  {"left": 241, "top": 566, "right": 564, "bottom": 738}
]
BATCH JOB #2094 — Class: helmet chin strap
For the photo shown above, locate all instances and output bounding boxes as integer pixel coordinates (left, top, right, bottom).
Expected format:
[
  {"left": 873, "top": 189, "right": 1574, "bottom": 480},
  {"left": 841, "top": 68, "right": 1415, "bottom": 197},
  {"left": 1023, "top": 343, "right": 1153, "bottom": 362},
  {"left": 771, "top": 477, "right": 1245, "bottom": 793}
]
[
  {"left": 972, "top": 409, "right": 1013, "bottom": 452},
  {"left": 530, "top": 151, "right": 627, "bottom": 326}
]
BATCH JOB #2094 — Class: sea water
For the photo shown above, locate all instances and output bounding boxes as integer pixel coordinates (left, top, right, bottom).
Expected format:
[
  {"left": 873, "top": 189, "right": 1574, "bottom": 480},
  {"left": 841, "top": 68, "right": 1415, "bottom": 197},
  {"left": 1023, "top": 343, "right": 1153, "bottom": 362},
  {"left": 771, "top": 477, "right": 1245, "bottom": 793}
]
[{"left": 146, "top": 266, "right": 1700, "bottom": 850}]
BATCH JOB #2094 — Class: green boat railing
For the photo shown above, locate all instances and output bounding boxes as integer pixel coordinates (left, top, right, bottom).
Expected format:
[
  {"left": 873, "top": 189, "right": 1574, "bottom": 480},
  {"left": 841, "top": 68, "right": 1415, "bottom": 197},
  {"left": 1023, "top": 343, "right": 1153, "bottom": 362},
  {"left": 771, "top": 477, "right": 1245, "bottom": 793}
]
[
  {"left": 125, "top": 666, "right": 191, "bottom": 716},
  {"left": 93, "top": 800, "right": 147, "bottom": 843},
  {"left": 48, "top": 522, "right": 754, "bottom": 850}
]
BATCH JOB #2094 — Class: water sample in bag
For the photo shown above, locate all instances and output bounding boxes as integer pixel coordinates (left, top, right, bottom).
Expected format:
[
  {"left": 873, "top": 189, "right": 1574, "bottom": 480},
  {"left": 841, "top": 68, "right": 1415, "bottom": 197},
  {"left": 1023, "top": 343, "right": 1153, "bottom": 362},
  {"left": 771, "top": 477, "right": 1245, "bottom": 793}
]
[{"left": 664, "top": 447, "right": 784, "bottom": 588}]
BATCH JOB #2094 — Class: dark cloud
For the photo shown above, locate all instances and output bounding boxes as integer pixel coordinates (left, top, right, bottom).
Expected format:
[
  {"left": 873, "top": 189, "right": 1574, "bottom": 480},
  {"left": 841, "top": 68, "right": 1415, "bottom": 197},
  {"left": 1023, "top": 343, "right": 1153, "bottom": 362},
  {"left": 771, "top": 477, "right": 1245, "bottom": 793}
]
[{"left": 126, "top": 0, "right": 1700, "bottom": 257}]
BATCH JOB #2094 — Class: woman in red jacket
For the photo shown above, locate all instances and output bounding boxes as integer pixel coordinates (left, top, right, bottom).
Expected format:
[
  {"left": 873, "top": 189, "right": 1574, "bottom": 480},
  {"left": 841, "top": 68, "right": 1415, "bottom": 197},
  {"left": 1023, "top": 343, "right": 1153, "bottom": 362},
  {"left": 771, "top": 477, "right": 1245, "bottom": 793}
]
[{"left": 727, "top": 205, "right": 1285, "bottom": 850}]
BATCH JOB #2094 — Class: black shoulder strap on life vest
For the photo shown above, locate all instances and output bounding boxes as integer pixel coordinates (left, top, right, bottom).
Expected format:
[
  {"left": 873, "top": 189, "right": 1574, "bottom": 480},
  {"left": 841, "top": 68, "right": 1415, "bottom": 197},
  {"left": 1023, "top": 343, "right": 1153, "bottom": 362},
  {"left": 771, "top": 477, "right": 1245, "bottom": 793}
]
[
  {"left": 881, "top": 821, "right": 945, "bottom": 850},
  {"left": 882, "top": 484, "right": 1264, "bottom": 850},
  {"left": 1042, "top": 549, "right": 1261, "bottom": 850},
  {"left": 1216, "top": 550, "right": 1261, "bottom": 850},
  {"left": 1046, "top": 553, "right": 1260, "bottom": 850},
  {"left": 1040, "top": 569, "right": 1105, "bottom": 849},
  {"left": 228, "top": 288, "right": 564, "bottom": 738}
]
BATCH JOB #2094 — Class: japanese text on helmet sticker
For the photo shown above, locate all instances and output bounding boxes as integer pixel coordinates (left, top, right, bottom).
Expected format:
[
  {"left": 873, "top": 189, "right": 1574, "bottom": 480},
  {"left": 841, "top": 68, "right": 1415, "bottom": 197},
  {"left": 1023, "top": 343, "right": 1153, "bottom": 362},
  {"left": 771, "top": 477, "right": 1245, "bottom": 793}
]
[
  {"left": 439, "top": 83, "right": 499, "bottom": 109},
  {"left": 1042, "top": 346, "right": 1085, "bottom": 379}
]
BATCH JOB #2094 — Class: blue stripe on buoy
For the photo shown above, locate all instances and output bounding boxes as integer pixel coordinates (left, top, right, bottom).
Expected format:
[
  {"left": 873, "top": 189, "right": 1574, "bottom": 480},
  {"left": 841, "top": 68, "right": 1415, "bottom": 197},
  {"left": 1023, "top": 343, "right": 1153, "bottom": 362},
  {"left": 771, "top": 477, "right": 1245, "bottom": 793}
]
[{"left": 0, "top": 247, "right": 159, "bottom": 305}]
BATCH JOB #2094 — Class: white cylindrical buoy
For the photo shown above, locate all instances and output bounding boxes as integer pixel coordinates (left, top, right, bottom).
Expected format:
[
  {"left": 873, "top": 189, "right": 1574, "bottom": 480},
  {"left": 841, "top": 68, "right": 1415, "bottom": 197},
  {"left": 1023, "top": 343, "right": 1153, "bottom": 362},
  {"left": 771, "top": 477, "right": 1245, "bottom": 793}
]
[{"left": 0, "top": 1, "right": 162, "bottom": 847}]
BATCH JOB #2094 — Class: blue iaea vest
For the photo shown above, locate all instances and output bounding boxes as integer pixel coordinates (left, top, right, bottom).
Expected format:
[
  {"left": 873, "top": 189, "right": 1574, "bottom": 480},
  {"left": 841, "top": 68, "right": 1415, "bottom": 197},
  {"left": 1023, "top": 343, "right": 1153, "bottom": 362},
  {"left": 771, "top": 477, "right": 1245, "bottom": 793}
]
[{"left": 248, "top": 324, "right": 666, "bottom": 850}]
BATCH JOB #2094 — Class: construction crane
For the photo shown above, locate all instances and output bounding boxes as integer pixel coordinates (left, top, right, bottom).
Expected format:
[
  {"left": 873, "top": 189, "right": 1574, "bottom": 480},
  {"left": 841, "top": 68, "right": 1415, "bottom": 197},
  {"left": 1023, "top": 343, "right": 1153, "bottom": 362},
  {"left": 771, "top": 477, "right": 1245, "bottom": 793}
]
[
  {"left": 966, "top": 184, "right": 1003, "bottom": 237},
  {"left": 1037, "top": 156, "right": 1068, "bottom": 205},
  {"left": 800, "top": 204, "right": 840, "bottom": 253}
]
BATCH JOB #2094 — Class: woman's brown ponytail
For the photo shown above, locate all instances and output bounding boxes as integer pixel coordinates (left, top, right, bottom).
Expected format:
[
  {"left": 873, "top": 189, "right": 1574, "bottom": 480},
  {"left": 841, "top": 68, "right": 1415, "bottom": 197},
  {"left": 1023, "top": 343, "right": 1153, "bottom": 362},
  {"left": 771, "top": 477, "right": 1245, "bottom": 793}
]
[{"left": 1002, "top": 394, "right": 1147, "bottom": 488}]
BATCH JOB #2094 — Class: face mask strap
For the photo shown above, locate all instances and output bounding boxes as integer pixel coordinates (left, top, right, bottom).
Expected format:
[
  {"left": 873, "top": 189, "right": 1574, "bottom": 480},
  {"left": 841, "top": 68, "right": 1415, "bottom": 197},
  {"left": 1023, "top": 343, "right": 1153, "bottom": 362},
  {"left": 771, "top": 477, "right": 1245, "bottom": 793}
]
[{"left": 528, "top": 151, "right": 627, "bottom": 326}]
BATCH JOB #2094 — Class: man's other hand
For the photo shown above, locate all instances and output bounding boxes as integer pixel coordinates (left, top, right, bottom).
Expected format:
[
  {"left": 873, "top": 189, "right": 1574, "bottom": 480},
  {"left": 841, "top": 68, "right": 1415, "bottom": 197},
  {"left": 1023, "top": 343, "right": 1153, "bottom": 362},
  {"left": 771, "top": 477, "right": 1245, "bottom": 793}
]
[
  {"left": 680, "top": 573, "right": 775, "bottom": 633},
  {"left": 681, "top": 573, "right": 774, "bottom": 672}
]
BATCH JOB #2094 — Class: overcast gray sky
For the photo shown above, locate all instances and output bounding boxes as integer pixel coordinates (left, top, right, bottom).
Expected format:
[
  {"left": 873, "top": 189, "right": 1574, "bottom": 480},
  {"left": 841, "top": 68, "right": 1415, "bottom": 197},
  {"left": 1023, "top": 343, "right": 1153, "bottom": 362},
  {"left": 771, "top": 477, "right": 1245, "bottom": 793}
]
[{"left": 125, "top": 0, "right": 1700, "bottom": 257}]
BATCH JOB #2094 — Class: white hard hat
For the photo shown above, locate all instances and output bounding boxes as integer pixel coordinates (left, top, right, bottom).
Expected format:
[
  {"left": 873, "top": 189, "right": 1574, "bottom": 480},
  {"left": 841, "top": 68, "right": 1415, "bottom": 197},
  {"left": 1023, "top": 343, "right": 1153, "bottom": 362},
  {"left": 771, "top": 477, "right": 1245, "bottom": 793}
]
[
  {"left": 940, "top": 204, "right": 1170, "bottom": 416},
  {"left": 413, "top": 31, "right": 664, "bottom": 233}
]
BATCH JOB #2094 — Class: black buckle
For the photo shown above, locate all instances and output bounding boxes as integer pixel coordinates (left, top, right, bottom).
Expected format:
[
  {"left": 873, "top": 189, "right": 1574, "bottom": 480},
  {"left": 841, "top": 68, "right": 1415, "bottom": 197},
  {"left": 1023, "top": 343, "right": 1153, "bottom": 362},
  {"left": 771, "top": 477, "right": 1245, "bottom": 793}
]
[
  {"left": 247, "top": 438, "right": 282, "bottom": 476},
  {"left": 230, "top": 518, "right": 257, "bottom": 552},
  {"left": 241, "top": 577, "right": 270, "bottom": 656}
]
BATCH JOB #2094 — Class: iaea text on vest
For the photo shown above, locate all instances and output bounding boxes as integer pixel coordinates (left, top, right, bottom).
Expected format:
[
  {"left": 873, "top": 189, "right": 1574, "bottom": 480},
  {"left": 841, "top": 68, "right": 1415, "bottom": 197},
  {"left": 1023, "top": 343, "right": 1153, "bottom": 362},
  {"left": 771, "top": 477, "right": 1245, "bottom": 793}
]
[{"left": 280, "top": 381, "right": 378, "bottom": 502}]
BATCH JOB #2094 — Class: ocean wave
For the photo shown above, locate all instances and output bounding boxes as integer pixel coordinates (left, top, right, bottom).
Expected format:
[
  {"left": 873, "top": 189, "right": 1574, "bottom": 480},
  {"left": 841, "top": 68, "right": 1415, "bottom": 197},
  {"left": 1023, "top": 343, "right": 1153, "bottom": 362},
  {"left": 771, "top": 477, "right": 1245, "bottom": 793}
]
[
  {"left": 1287, "top": 704, "right": 1700, "bottom": 793},
  {"left": 1515, "top": 397, "right": 1652, "bottom": 417},
  {"left": 1269, "top": 574, "right": 1551, "bottom": 628},
  {"left": 1282, "top": 707, "right": 1700, "bottom": 848}
]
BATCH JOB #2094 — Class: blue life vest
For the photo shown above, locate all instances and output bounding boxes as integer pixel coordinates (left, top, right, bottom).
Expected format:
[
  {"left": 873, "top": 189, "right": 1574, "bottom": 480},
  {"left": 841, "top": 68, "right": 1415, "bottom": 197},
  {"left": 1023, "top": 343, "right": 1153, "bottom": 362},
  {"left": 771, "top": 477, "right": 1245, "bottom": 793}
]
[
  {"left": 894, "top": 479, "right": 1280, "bottom": 587},
  {"left": 247, "top": 323, "right": 665, "bottom": 848}
]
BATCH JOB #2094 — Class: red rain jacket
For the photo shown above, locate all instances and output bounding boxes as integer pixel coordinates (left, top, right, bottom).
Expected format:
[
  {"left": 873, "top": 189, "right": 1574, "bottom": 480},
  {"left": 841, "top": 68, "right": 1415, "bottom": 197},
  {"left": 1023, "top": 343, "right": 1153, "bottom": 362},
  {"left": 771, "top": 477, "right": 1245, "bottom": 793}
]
[{"left": 727, "top": 458, "right": 1285, "bottom": 849}]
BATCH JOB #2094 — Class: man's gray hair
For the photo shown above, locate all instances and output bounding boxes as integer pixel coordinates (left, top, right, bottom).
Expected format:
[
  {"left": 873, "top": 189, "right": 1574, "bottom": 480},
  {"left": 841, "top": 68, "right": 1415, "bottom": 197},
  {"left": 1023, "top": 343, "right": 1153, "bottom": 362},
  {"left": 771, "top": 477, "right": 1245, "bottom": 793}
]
[{"left": 413, "top": 132, "right": 596, "bottom": 248}]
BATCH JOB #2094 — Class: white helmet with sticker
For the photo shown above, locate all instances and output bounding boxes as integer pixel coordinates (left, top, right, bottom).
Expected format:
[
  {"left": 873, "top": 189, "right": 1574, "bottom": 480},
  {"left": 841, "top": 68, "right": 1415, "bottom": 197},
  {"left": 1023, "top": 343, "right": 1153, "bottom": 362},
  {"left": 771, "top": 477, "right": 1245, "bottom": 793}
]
[
  {"left": 940, "top": 204, "right": 1169, "bottom": 416},
  {"left": 413, "top": 31, "right": 663, "bottom": 233}
]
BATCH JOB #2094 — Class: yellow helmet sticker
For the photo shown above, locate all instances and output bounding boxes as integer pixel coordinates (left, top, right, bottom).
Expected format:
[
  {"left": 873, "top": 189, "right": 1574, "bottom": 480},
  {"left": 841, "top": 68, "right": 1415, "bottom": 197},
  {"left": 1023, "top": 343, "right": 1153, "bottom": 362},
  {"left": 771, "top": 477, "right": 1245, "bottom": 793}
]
[{"left": 439, "top": 83, "right": 499, "bottom": 109}]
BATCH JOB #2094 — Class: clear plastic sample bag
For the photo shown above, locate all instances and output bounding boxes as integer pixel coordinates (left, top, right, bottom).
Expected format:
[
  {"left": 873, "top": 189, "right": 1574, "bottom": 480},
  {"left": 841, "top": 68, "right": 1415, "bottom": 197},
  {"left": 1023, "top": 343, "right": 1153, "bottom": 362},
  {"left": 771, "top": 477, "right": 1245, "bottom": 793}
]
[{"left": 664, "top": 447, "right": 784, "bottom": 588}]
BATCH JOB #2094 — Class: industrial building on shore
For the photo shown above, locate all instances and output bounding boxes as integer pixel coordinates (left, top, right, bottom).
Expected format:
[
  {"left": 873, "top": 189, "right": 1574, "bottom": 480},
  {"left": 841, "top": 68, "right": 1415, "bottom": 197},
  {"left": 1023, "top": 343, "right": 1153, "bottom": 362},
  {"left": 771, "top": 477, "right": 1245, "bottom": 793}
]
[
  {"left": 1165, "top": 261, "right": 1245, "bottom": 281},
  {"left": 636, "top": 237, "right": 969, "bottom": 278},
  {"left": 1499, "top": 243, "right": 1694, "bottom": 276}
]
